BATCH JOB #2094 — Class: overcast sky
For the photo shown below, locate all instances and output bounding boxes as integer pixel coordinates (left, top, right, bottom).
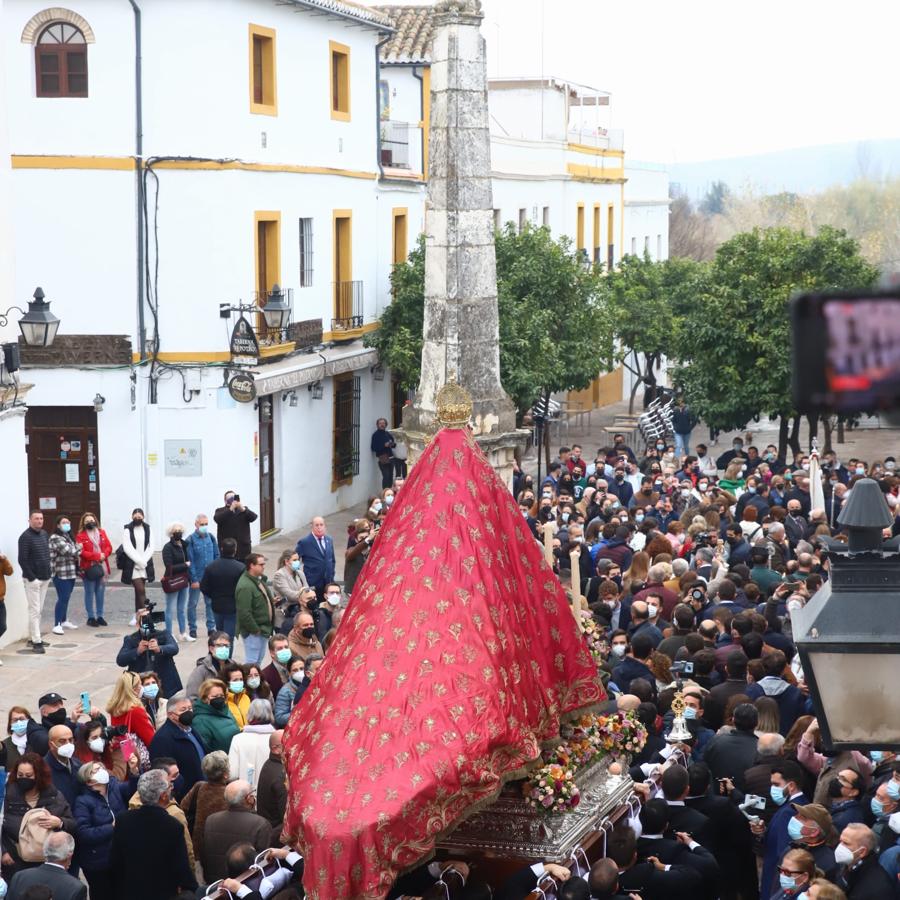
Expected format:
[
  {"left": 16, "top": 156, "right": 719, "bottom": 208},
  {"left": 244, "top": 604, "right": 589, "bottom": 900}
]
[{"left": 465, "top": 0, "right": 900, "bottom": 163}]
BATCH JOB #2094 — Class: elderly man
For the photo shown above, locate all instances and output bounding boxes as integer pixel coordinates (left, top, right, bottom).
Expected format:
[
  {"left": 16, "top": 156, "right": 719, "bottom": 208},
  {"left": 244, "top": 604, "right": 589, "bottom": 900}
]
[
  {"left": 45, "top": 724, "right": 82, "bottom": 808},
  {"left": 288, "top": 610, "right": 323, "bottom": 663},
  {"left": 185, "top": 512, "right": 219, "bottom": 639},
  {"left": 784, "top": 500, "right": 809, "bottom": 548},
  {"left": 835, "top": 823, "right": 896, "bottom": 899},
  {"left": 148, "top": 692, "right": 207, "bottom": 798},
  {"left": 256, "top": 730, "right": 288, "bottom": 833},
  {"left": 201, "top": 779, "right": 273, "bottom": 882},
  {"left": 111, "top": 769, "right": 197, "bottom": 900},
  {"left": 8, "top": 833, "right": 85, "bottom": 900}
]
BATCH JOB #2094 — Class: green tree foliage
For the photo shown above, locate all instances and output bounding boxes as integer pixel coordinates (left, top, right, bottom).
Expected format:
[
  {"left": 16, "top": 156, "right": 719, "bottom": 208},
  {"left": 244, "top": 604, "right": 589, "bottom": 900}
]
[
  {"left": 604, "top": 253, "right": 706, "bottom": 410},
  {"left": 700, "top": 180, "right": 731, "bottom": 216},
  {"left": 365, "top": 226, "right": 614, "bottom": 414},
  {"left": 672, "top": 226, "right": 880, "bottom": 450}
]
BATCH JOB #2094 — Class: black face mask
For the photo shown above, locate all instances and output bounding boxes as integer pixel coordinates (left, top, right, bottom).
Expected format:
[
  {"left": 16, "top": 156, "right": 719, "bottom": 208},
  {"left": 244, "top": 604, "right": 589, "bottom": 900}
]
[
  {"left": 209, "top": 697, "right": 227, "bottom": 711},
  {"left": 178, "top": 710, "right": 194, "bottom": 727},
  {"left": 17, "top": 777, "right": 35, "bottom": 792},
  {"left": 44, "top": 709, "right": 67, "bottom": 727},
  {"left": 301, "top": 627, "right": 316, "bottom": 640},
  {"left": 85, "top": 522, "right": 96, "bottom": 530},
  {"left": 827, "top": 779, "right": 846, "bottom": 798}
]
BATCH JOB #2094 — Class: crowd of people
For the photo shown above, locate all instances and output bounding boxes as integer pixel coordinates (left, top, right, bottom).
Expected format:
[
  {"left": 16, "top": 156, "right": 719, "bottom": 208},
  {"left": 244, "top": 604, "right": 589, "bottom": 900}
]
[{"left": 1, "top": 418, "right": 900, "bottom": 899}]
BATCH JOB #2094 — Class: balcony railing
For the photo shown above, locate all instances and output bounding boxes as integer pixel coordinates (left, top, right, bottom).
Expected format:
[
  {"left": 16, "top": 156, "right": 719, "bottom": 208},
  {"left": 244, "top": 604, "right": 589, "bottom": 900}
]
[
  {"left": 380, "top": 120, "right": 411, "bottom": 169},
  {"left": 251, "top": 287, "right": 295, "bottom": 345},
  {"left": 332, "top": 281, "right": 364, "bottom": 333}
]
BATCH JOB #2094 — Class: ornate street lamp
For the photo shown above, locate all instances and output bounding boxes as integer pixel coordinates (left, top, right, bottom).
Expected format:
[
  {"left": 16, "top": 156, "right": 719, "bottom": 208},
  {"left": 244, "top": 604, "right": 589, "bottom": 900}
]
[
  {"left": 1, "top": 287, "right": 61, "bottom": 347},
  {"left": 260, "top": 284, "right": 291, "bottom": 331},
  {"left": 794, "top": 478, "right": 900, "bottom": 750}
]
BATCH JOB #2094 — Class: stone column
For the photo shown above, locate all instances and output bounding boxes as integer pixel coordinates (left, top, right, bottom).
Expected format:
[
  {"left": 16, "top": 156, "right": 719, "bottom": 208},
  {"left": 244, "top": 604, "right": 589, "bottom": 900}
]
[{"left": 401, "top": 0, "right": 526, "bottom": 485}]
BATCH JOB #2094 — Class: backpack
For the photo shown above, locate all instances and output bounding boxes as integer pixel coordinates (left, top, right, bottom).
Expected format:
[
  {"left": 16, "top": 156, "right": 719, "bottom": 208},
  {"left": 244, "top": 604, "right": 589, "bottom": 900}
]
[{"left": 18, "top": 808, "right": 54, "bottom": 862}]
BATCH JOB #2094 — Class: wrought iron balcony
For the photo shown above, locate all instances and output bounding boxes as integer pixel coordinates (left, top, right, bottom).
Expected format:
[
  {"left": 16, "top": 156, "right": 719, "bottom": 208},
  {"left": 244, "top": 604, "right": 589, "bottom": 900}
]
[
  {"left": 332, "top": 281, "right": 364, "bottom": 333},
  {"left": 251, "top": 287, "right": 294, "bottom": 345}
]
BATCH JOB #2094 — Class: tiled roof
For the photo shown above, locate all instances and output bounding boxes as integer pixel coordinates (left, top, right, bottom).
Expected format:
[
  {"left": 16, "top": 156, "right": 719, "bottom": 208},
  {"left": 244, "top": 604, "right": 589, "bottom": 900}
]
[
  {"left": 374, "top": 5, "right": 435, "bottom": 63},
  {"left": 281, "top": 0, "right": 394, "bottom": 29}
]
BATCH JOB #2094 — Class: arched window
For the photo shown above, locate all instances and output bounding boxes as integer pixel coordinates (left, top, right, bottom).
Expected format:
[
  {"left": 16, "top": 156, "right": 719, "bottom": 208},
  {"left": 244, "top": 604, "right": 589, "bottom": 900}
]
[{"left": 35, "top": 22, "right": 87, "bottom": 97}]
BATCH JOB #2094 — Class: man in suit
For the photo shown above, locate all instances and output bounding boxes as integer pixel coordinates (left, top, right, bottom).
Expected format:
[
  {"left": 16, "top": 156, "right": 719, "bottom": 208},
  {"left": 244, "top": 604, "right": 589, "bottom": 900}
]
[
  {"left": 110, "top": 769, "right": 197, "bottom": 900},
  {"left": 660, "top": 764, "right": 714, "bottom": 849},
  {"left": 296, "top": 517, "right": 336, "bottom": 640},
  {"left": 147, "top": 692, "right": 208, "bottom": 799},
  {"left": 8, "top": 832, "right": 86, "bottom": 900}
]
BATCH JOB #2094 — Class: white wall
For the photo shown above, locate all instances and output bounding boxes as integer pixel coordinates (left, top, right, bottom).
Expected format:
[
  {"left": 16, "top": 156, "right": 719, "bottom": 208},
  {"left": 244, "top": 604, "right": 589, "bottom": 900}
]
[
  {"left": 0, "top": 406, "right": 32, "bottom": 647},
  {"left": 0, "top": 0, "right": 15, "bottom": 340},
  {"left": 379, "top": 66, "right": 424, "bottom": 176}
]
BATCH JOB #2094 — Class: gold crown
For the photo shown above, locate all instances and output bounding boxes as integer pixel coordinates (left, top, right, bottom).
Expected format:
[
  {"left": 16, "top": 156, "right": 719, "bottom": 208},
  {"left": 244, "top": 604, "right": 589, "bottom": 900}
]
[{"left": 435, "top": 382, "right": 473, "bottom": 428}]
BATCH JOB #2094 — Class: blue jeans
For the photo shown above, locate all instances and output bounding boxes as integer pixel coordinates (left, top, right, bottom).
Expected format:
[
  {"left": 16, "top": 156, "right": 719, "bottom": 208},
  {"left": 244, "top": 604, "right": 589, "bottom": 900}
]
[
  {"left": 53, "top": 577, "right": 76, "bottom": 625},
  {"left": 214, "top": 612, "right": 237, "bottom": 656},
  {"left": 243, "top": 633, "right": 267, "bottom": 666},
  {"left": 164, "top": 586, "right": 189, "bottom": 635},
  {"left": 674, "top": 432, "right": 691, "bottom": 457},
  {"left": 83, "top": 577, "right": 106, "bottom": 619},
  {"left": 188, "top": 588, "right": 215, "bottom": 634}
]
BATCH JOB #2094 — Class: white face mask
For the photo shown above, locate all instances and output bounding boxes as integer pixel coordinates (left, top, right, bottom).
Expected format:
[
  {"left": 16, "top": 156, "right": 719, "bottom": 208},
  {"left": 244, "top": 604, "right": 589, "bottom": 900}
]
[
  {"left": 834, "top": 843, "right": 856, "bottom": 866},
  {"left": 88, "top": 738, "right": 106, "bottom": 754},
  {"left": 92, "top": 767, "right": 110, "bottom": 786},
  {"left": 57, "top": 743, "right": 76, "bottom": 760},
  {"left": 611, "top": 644, "right": 626, "bottom": 658},
  {"left": 326, "top": 593, "right": 341, "bottom": 607},
  {"left": 647, "top": 604, "right": 659, "bottom": 618}
]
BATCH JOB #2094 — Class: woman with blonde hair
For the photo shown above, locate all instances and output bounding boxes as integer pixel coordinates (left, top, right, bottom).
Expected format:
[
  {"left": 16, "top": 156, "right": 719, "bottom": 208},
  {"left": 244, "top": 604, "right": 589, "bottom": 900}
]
[
  {"left": 162, "top": 521, "right": 192, "bottom": 641},
  {"left": 622, "top": 551, "right": 650, "bottom": 596},
  {"left": 754, "top": 695, "right": 781, "bottom": 736},
  {"left": 106, "top": 670, "right": 156, "bottom": 749}
]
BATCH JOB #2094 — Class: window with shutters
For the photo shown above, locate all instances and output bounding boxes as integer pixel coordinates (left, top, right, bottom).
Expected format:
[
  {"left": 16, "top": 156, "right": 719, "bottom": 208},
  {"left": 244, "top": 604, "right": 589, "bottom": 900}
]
[
  {"left": 332, "top": 374, "right": 360, "bottom": 488},
  {"left": 35, "top": 22, "right": 88, "bottom": 97},
  {"left": 299, "top": 218, "right": 314, "bottom": 287}
]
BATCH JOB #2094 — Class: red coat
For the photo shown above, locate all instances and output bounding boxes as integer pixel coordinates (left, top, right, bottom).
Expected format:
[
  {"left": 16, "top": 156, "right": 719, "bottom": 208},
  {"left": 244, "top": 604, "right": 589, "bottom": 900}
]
[{"left": 76, "top": 528, "right": 113, "bottom": 575}]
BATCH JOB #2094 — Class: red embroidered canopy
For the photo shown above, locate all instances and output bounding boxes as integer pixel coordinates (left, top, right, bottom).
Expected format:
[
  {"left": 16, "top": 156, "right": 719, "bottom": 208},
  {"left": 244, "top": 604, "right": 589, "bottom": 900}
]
[{"left": 283, "top": 426, "right": 605, "bottom": 899}]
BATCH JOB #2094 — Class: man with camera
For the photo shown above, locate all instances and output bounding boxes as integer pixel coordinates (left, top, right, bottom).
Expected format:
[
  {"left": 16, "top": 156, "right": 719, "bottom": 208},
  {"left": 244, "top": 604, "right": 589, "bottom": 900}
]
[
  {"left": 214, "top": 490, "right": 258, "bottom": 562},
  {"left": 115, "top": 605, "right": 182, "bottom": 698}
]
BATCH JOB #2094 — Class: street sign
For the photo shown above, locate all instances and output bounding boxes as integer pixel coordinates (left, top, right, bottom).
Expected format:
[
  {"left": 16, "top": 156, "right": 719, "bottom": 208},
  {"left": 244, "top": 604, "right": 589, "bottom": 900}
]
[
  {"left": 228, "top": 372, "right": 257, "bottom": 404},
  {"left": 229, "top": 314, "right": 259, "bottom": 362}
]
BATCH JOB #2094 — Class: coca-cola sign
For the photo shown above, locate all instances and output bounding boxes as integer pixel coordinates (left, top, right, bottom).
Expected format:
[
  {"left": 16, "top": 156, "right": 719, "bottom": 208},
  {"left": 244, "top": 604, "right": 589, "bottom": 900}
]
[{"left": 228, "top": 372, "right": 257, "bottom": 404}]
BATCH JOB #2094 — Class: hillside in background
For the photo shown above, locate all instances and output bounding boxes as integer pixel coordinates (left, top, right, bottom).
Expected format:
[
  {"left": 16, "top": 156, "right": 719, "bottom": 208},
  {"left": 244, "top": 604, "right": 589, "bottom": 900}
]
[{"left": 670, "top": 139, "right": 900, "bottom": 199}]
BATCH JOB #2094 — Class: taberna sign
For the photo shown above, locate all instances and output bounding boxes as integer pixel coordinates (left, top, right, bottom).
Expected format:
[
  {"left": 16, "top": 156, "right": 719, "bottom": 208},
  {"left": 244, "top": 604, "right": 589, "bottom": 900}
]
[
  {"left": 228, "top": 372, "right": 257, "bottom": 404},
  {"left": 229, "top": 314, "right": 259, "bottom": 361}
]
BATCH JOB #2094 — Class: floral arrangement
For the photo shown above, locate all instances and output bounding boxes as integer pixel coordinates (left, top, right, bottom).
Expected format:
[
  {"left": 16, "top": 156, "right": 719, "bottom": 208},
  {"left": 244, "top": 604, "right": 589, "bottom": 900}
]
[
  {"left": 523, "top": 762, "right": 581, "bottom": 813},
  {"left": 589, "top": 710, "right": 649, "bottom": 756},
  {"left": 580, "top": 611, "right": 605, "bottom": 667}
]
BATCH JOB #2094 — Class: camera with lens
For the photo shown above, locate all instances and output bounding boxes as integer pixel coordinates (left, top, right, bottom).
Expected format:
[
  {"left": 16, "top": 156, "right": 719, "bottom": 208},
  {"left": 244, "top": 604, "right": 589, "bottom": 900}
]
[
  {"left": 671, "top": 660, "right": 695, "bottom": 676},
  {"left": 102, "top": 724, "right": 128, "bottom": 741},
  {"left": 139, "top": 600, "right": 166, "bottom": 637}
]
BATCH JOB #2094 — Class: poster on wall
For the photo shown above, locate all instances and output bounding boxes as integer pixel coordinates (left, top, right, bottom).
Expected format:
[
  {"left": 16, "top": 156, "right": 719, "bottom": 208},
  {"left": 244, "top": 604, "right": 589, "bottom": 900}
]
[
  {"left": 65, "top": 464, "right": 79, "bottom": 483},
  {"left": 39, "top": 497, "right": 57, "bottom": 510},
  {"left": 164, "top": 440, "right": 203, "bottom": 477}
]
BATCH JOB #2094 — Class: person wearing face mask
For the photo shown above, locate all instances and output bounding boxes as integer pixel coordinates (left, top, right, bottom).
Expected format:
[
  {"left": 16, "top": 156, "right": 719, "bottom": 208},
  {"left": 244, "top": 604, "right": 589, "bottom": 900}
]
[
  {"left": 0, "top": 707, "right": 49, "bottom": 768},
  {"left": 770, "top": 847, "right": 816, "bottom": 900},
  {"left": 755, "top": 761, "right": 810, "bottom": 898},
  {"left": 148, "top": 694, "right": 208, "bottom": 799},
  {"left": 272, "top": 549, "right": 308, "bottom": 620},
  {"left": 228, "top": 699, "right": 276, "bottom": 791},
  {"left": 191, "top": 679, "right": 241, "bottom": 753},
  {"left": 119, "top": 507, "right": 154, "bottom": 616},
  {"left": 274, "top": 657, "right": 307, "bottom": 727},
  {"left": 184, "top": 513, "right": 219, "bottom": 641},
  {"left": 866, "top": 782, "right": 900, "bottom": 854},
  {"left": 0, "top": 752, "right": 75, "bottom": 878},
  {"left": 716, "top": 439, "right": 747, "bottom": 473},
  {"left": 138, "top": 672, "right": 169, "bottom": 728},
  {"left": 45, "top": 725, "right": 83, "bottom": 810},
  {"left": 834, "top": 823, "right": 895, "bottom": 899},
  {"left": 291, "top": 654, "right": 324, "bottom": 712},
  {"left": 48, "top": 515, "right": 80, "bottom": 635},
  {"left": 73, "top": 760, "right": 134, "bottom": 899},
  {"left": 115, "top": 607, "right": 182, "bottom": 699},
  {"left": 782, "top": 804, "right": 838, "bottom": 884},
  {"left": 75, "top": 720, "right": 131, "bottom": 783},
  {"left": 161, "top": 522, "right": 192, "bottom": 641},
  {"left": 221, "top": 662, "right": 251, "bottom": 728},
  {"left": 75, "top": 511, "right": 113, "bottom": 629},
  {"left": 288, "top": 610, "right": 323, "bottom": 663}
]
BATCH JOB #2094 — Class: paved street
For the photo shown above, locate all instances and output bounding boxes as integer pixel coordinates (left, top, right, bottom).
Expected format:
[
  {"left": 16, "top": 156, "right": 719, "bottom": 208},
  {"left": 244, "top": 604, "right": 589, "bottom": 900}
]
[{"left": 2, "top": 403, "right": 896, "bottom": 729}]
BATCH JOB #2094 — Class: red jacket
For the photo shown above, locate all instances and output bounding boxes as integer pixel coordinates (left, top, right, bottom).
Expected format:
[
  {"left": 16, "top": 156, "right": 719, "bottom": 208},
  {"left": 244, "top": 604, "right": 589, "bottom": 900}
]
[{"left": 76, "top": 528, "right": 113, "bottom": 574}]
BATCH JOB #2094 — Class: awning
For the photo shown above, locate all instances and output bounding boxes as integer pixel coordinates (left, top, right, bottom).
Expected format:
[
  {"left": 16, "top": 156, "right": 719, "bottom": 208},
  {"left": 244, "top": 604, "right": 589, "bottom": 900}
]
[{"left": 253, "top": 341, "right": 378, "bottom": 396}]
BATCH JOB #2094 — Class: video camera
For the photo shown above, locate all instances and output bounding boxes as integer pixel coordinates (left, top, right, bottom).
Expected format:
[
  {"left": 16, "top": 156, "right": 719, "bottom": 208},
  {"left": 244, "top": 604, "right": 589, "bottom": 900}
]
[
  {"left": 101, "top": 724, "right": 128, "bottom": 741},
  {"left": 670, "top": 660, "right": 695, "bottom": 676},
  {"left": 792, "top": 287, "right": 900, "bottom": 415},
  {"left": 139, "top": 600, "right": 166, "bottom": 637}
]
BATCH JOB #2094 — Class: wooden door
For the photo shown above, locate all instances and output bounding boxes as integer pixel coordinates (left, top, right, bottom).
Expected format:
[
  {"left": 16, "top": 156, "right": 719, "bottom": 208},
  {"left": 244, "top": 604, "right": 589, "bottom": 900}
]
[
  {"left": 25, "top": 407, "right": 100, "bottom": 523},
  {"left": 258, "top": 399, "right": 275, "bottom": 535}
]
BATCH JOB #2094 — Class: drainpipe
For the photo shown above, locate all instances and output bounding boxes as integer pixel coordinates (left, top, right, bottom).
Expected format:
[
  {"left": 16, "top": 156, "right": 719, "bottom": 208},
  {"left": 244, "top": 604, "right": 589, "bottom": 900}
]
[
  {"left": 128, "top": 0, "right": 145, "bottom": 360},
  {"left": 412, "top": 66, "right": 425, "bottom": 177},
  {"left": 375, "top": 34, "right": 391, "bottom": 179}
]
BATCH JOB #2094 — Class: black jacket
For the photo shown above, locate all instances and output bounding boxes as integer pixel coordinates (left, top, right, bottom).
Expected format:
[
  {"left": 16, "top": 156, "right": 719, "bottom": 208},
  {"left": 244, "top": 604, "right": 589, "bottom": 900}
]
[
  {"left": 839, "top": 854, "right": 897, "bottom": 900},
  {"left": 18, "top": 526, "right": 50, "bottom": 581},
  {"left": 200, "top": 556, "right": 246, "bottom": 614},
  {"left": 116, "top": 629, "right": 183, "bottom": 698},
  {"left": 213, "top": 505, "right": 258, "bottom": 560},
  {"left": 110, "top": 804, "right": 197, "bottom": 899},
  {"left": 619, "top": 858, "right": 703, "bottom": 900},
  {"left": 664, "top": 802, "right": 714, "bottom": 848},
  {"left": 702, "top": 729, "right": 760, "bottom": 789},
  {"left": 147, "top": 720, "right": 207, "bottom": 800},
  {"left": 256, "top": 755, "right": 287, "bottom": 830},
  {"left": 161, "top": 538, "right": 190, "bottom": 582}
]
